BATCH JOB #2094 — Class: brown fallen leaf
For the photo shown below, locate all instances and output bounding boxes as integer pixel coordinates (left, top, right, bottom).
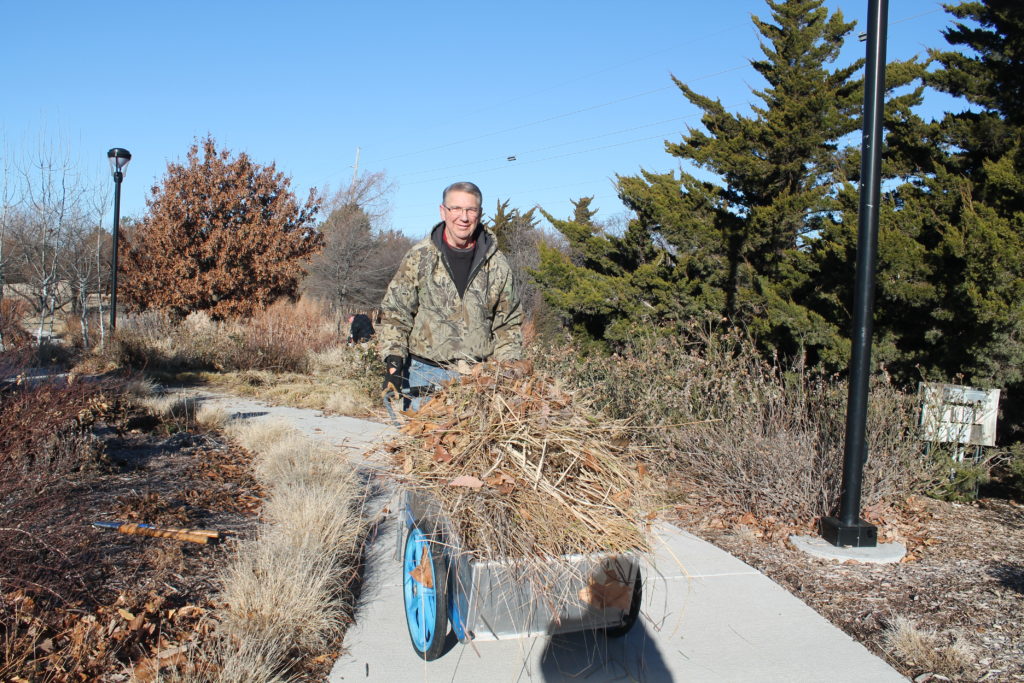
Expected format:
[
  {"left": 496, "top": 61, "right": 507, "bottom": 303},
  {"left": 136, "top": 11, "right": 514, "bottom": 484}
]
[
  {"left": 409, "top": 551, "right": 434, "bottom": 588},
  {"left": 118, "top": 608, "right": 135, "bottom": 621},
  {"left": 610, "top": 489, "right": 630, "bottom": 506},
  {"left": 486, "top": 472, "right": 515, "bottom": 487},
  {"left": 578, "top": 571, "right": 634, "bottom": 611},
  {"left": 449, "top": 475, "right": 484, "bottom": 488},
  {"left": 129, "top": 613, "right": 146, "bottom": 632},
  {"left": 582, "top": 451, "right": 603, "bottom": 472},
  {"left": 486, "top": 472, "right": 517, "bottom": 495},
  {"left": 433, "top": 443, "right": 452, "bottom": 463}
]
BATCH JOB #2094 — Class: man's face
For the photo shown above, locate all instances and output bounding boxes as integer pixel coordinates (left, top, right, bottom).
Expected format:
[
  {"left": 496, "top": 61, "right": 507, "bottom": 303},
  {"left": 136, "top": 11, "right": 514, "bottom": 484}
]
[{"left": 440, "top": 190, "right": 482, "bottom": 248}]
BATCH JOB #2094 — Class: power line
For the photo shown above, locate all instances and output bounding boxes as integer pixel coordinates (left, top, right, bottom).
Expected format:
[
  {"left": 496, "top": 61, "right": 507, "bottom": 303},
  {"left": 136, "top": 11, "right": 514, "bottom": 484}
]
[
  {"left": 376, "top": 64, "right": 751, "bottom": 164},
  {"left": 890, "top": 7, "right": 942, "bottom": 26},
  {"left": 392, "top": 115, "right": 693, "bottom": 180},
  {"left": 374, "top": 19, "right": 754, "bottom": 146},
  {"left": 397, "top": 100, "right": 752, "bottom": 189}
]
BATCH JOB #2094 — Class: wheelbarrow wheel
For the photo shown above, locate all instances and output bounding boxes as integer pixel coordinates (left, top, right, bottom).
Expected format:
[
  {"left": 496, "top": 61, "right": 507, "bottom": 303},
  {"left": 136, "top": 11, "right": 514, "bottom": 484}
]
[
  {"left": 403, "top": 524, "right": 448, "bottom": 660},
  {"left": 604, "top": 571, "right": 642, "bottom": 638}
]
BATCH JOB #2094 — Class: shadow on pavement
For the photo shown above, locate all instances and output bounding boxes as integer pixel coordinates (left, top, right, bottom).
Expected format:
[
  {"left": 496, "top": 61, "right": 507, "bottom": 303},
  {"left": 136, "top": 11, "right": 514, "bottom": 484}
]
[
  {"left": 229, "top": 410, "right": 269, "bottom": 420},
  {"left": 538, "top": 621, "right": 673, "bottom": 682}
]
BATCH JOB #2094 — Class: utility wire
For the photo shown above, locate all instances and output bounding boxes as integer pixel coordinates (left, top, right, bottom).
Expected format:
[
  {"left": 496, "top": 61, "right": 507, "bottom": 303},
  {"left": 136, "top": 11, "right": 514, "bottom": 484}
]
[
  {"left": 375, "top": 20, "right": 754, "bottom": 146},
  {"left": 375, "top": 8, "right": 941, "bottom": 171},
  {"left": 890, "top": 7, "right": 942, "bottom": 26},
  {"left": 376, "top": 64, "right": 750, "bottom": 164},
  {"left": 398, "top": 100, "right": 751, "bottom": 188},
  {"left": 393, "top": 115, "right": 693, "bottom": 180}
]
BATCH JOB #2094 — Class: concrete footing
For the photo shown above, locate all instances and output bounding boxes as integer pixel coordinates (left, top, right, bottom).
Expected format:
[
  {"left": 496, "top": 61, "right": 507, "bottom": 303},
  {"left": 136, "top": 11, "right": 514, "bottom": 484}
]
[{"left": 790, "top": 534, "right": 907, "bottom": 564}]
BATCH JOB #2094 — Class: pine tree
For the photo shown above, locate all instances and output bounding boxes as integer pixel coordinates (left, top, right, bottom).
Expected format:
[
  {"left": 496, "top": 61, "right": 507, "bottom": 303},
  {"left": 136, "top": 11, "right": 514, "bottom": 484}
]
[
  {"left": 879, "top": 1, "right": 1024, "bottom": 401},
  {"left": 121, "top": 136, "right": 322, "bottom": 318},
  {"left": 532, "top": 197, "right": 671, "bottom": 343},
  {"left": 928, "top": 0, "right": 1024, "bottom": 214},
  {"left": 536, "top": 0, "right": 863, "bottom": 360},
  {"left": 488, "top": 200, "right": 545, "bottom": 319}
]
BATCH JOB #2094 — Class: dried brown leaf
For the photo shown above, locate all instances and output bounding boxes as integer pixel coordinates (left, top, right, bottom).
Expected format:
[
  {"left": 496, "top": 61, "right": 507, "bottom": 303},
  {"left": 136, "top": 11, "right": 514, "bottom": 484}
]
[
  {"left": 578, "top": 571, "right": 634, "bottom": 611},
  {"left": 449, "top": 475, "right": 484, "bottom": 489},
  {"left": 409, "top": 551, "right": 434, "bottom": 588},
  {"left": 433, "top": 443, "right": 452, "bottom": 463}
]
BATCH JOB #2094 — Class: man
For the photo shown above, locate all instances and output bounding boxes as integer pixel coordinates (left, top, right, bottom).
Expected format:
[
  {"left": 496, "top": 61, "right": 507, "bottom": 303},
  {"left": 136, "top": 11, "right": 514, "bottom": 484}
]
[
  {"left": 379, "top": 181, "right": 523, "bottom": 408},
  {"left": 347, "top": 313, "right": 375, "bottom": 344}
]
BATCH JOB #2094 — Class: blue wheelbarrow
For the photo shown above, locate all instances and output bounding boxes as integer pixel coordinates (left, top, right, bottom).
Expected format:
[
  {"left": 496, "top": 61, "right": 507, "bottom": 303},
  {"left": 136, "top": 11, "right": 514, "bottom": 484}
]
[{"left": 398, "top": 488, "right": 643, "bottom": 661}]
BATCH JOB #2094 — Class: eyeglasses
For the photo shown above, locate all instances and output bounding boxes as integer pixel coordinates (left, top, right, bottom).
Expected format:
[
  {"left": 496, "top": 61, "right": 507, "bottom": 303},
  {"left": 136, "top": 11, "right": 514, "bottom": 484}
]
[{"left": 443, "top": 205, "right": 482, "bottom": 217}]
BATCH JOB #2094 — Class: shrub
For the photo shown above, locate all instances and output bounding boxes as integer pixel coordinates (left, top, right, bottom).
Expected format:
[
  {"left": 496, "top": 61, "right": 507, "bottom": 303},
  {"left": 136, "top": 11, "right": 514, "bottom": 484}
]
[
  {"left": 0, "top": 369, "right": 119, "bottom": 605},
  {"left": 882, "top": 615, "right": 976, "bottom": 678},
  {"left": 533, "top": 325, "right": 940, "bottom": 523},
  {"left": 221, "top": 298, "right": 339, "bottom": 372},
  {"left": 0, "top": 299, "right": 31, "bottom": 351},
  {"left": 101, "top": 299, "right": 344, "bottom": 374}
]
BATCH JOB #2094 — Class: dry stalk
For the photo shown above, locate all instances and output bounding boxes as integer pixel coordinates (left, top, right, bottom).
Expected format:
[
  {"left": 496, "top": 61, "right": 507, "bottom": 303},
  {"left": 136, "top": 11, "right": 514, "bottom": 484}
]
[{"left": 389, "top": 361, "right": 654, "bottom": 563}]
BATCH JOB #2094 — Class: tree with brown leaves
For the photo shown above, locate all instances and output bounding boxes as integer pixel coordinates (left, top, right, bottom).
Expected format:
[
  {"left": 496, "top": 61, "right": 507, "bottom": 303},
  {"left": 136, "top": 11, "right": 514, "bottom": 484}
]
[{"left": 120, "top": 136, "right": 322, "bottom": 318}]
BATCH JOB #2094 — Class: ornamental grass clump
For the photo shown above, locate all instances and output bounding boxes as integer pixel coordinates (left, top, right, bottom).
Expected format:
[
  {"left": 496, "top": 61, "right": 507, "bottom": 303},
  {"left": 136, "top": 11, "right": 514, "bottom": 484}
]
[{"left": 389, "top": 361, "right": 654, "bottom": 561}]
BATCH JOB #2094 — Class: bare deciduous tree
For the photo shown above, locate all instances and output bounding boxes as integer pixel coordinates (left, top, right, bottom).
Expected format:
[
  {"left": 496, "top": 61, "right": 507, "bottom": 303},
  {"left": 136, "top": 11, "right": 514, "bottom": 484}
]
[
  {"left": 302, "top": 172, "right": 411, "bottom": 312},
  {"left": 8, "top": 139, "right": 104, "bottom": 344}
]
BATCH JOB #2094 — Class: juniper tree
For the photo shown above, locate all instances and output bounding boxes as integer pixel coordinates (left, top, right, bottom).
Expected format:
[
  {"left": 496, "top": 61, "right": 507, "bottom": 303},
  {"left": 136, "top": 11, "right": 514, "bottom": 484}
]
[
  {"left": 876, "top": 1, "right": 1024, "bottom": 406},
  {"left": 489, "top": 199, "right": 546, "bottom": 319},
  {"left": 536, "top": 0, "right": 864, "bottom": 359}
]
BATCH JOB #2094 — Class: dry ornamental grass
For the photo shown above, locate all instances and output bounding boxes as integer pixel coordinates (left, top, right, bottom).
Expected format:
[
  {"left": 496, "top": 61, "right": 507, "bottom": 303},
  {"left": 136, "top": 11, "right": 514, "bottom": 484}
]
[{"left": 389, "top": 361, "right": 655, "bottom": 564}]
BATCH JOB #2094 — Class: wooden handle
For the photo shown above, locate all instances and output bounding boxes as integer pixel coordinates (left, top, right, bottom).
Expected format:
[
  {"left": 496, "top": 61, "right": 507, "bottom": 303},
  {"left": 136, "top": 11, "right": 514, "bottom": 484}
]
[
  {"left": 117, "top": 524, "right": 216, "bottom": 544},
  {"left": 139, "top": 525, "right": 221, "bottom": 539}
]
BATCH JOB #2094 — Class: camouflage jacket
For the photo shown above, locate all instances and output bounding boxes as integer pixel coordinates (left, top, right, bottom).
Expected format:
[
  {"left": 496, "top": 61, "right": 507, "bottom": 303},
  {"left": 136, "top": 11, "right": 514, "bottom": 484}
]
[{"left": 379, "top": 223, "right": 523, "bottom": 364}]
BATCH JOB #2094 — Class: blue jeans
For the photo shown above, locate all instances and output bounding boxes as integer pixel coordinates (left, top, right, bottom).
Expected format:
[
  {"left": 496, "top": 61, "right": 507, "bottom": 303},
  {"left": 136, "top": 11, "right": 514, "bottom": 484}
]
[{"left": 405, "top": 358, "right": 460, "bottom": 412}]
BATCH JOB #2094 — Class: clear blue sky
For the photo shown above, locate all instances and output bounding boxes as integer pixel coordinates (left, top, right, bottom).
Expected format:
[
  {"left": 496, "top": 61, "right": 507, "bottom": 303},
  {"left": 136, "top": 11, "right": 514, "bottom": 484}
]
[{"left": 1, "top": 1, "right": 957, "bottom": 239}]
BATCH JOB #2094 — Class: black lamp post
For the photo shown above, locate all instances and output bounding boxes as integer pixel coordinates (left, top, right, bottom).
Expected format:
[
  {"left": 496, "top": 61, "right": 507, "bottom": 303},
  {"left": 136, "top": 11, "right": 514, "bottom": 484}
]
[
  {"left": 819, "top": 0, "right": 888, "bottom": 548},
  {"left": 107, "top": 148, "right": 131, "bottom": 332}
]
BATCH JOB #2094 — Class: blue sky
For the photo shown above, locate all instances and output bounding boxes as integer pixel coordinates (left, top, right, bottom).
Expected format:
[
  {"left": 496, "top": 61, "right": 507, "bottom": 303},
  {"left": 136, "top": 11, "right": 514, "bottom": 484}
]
[{"left": 1, "top": 1, "right": 957, "bottom": 238}]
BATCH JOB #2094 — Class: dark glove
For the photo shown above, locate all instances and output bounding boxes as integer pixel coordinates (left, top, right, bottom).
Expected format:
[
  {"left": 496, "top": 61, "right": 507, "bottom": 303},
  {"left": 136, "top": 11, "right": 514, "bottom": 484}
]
[{"left": 383, "top": 355, "right": 404, "bottom": 394}]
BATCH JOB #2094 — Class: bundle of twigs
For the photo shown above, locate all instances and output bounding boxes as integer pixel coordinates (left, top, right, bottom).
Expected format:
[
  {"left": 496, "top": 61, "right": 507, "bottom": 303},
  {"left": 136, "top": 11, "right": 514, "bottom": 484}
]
[{"left": 389, "top": 360, "right": 653, "bottom": 560}]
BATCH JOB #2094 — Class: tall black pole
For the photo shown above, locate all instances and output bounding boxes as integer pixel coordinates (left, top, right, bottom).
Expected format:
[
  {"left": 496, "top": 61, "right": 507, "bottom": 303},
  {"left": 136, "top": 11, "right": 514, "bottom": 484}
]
[
  {"left": 820, "top": 0, "right": 888, "bottom": 548},
  {"left": 109, "top": 170, "right": 123, "bottom": 333}
]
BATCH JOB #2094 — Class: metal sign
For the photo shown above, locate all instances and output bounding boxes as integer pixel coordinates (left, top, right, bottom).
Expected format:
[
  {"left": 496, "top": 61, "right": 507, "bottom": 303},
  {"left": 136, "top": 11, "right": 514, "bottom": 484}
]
[{"left": 918, "top": 382, "right": 1000, "bottom": 447}]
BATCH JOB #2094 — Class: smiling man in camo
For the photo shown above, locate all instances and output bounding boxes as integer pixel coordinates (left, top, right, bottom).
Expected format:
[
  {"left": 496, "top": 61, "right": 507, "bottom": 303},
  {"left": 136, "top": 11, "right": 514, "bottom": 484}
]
[{"left": 379, "top": 181, "right": 523, "bottom": 410}]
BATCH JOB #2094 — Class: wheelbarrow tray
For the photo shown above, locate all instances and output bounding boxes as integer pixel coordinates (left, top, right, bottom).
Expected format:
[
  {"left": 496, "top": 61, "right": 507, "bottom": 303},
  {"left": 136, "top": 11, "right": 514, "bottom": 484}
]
[{"left": 399, "top": 488, "right": 640, "bottom": 642}]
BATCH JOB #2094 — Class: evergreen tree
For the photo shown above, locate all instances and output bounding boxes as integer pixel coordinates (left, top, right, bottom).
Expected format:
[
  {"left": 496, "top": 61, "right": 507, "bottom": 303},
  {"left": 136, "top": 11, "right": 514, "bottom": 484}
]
[
  {"left": 535, "top": 0, "right": 864, "bottom": 360},
  {"left": 488, "top": 200, "right": 545, "bottom": 319},
  {"left": 302, "top": 202, "right": 412, "bottom": 310},
  {"left": 877, "top": 1, "right": 1024, "bottom": 402}
]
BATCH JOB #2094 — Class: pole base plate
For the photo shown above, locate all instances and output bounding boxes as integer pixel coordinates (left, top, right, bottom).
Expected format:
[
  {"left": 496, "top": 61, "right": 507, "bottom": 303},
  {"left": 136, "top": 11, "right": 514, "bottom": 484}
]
[{"left": 819, "top": 516, "right": 877, "bottom": 548}]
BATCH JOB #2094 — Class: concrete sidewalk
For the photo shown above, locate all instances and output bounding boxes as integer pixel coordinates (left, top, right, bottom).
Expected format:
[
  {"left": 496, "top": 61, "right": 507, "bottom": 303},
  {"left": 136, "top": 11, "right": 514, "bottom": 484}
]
[
  {"left": 188, "top": 390, "right": 906, "bottom": 682},
  {"left": 329, "top": 513, "right": 904, "bottom": 683}
]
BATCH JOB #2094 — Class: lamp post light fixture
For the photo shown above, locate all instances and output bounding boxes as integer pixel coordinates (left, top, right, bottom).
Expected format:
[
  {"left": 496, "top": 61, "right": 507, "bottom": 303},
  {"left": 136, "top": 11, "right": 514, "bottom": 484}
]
[{"left": 107, "top": 148, "right": 131, "bottom": 333}]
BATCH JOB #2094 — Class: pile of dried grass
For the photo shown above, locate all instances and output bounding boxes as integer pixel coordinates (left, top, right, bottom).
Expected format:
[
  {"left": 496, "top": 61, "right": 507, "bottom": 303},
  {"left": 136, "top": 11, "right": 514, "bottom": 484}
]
[{"left": 390, "top": 361, "right": 653, "bottom": 559}]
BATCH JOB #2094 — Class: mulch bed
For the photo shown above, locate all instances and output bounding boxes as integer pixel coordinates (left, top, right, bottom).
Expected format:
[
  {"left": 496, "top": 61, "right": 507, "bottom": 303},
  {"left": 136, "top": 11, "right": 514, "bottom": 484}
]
[
  {"left": 672, "top": 493, "right": 1024, "bottom": 682},
  {"left": 1, "top": 402, "right": 263, "bottom": 681}
]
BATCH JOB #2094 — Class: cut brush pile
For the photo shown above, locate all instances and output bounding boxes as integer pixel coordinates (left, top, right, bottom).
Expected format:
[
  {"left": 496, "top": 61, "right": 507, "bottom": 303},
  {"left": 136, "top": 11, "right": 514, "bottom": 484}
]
[{"left": 389, "top": 360, "right": 654, "bottom": 560}]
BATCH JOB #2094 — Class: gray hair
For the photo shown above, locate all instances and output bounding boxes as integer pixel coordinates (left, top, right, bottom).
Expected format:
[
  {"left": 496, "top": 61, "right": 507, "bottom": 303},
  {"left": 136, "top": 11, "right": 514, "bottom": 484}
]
[{"left": 442, "top": 181, "right": 482, "bottom": 206}]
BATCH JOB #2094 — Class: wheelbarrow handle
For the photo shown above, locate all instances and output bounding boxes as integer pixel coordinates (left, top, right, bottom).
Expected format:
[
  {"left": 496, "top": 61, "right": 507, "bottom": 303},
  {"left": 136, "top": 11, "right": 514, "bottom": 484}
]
[{"left": 383, "top": 385, "right": 435, "bottom": 426}]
